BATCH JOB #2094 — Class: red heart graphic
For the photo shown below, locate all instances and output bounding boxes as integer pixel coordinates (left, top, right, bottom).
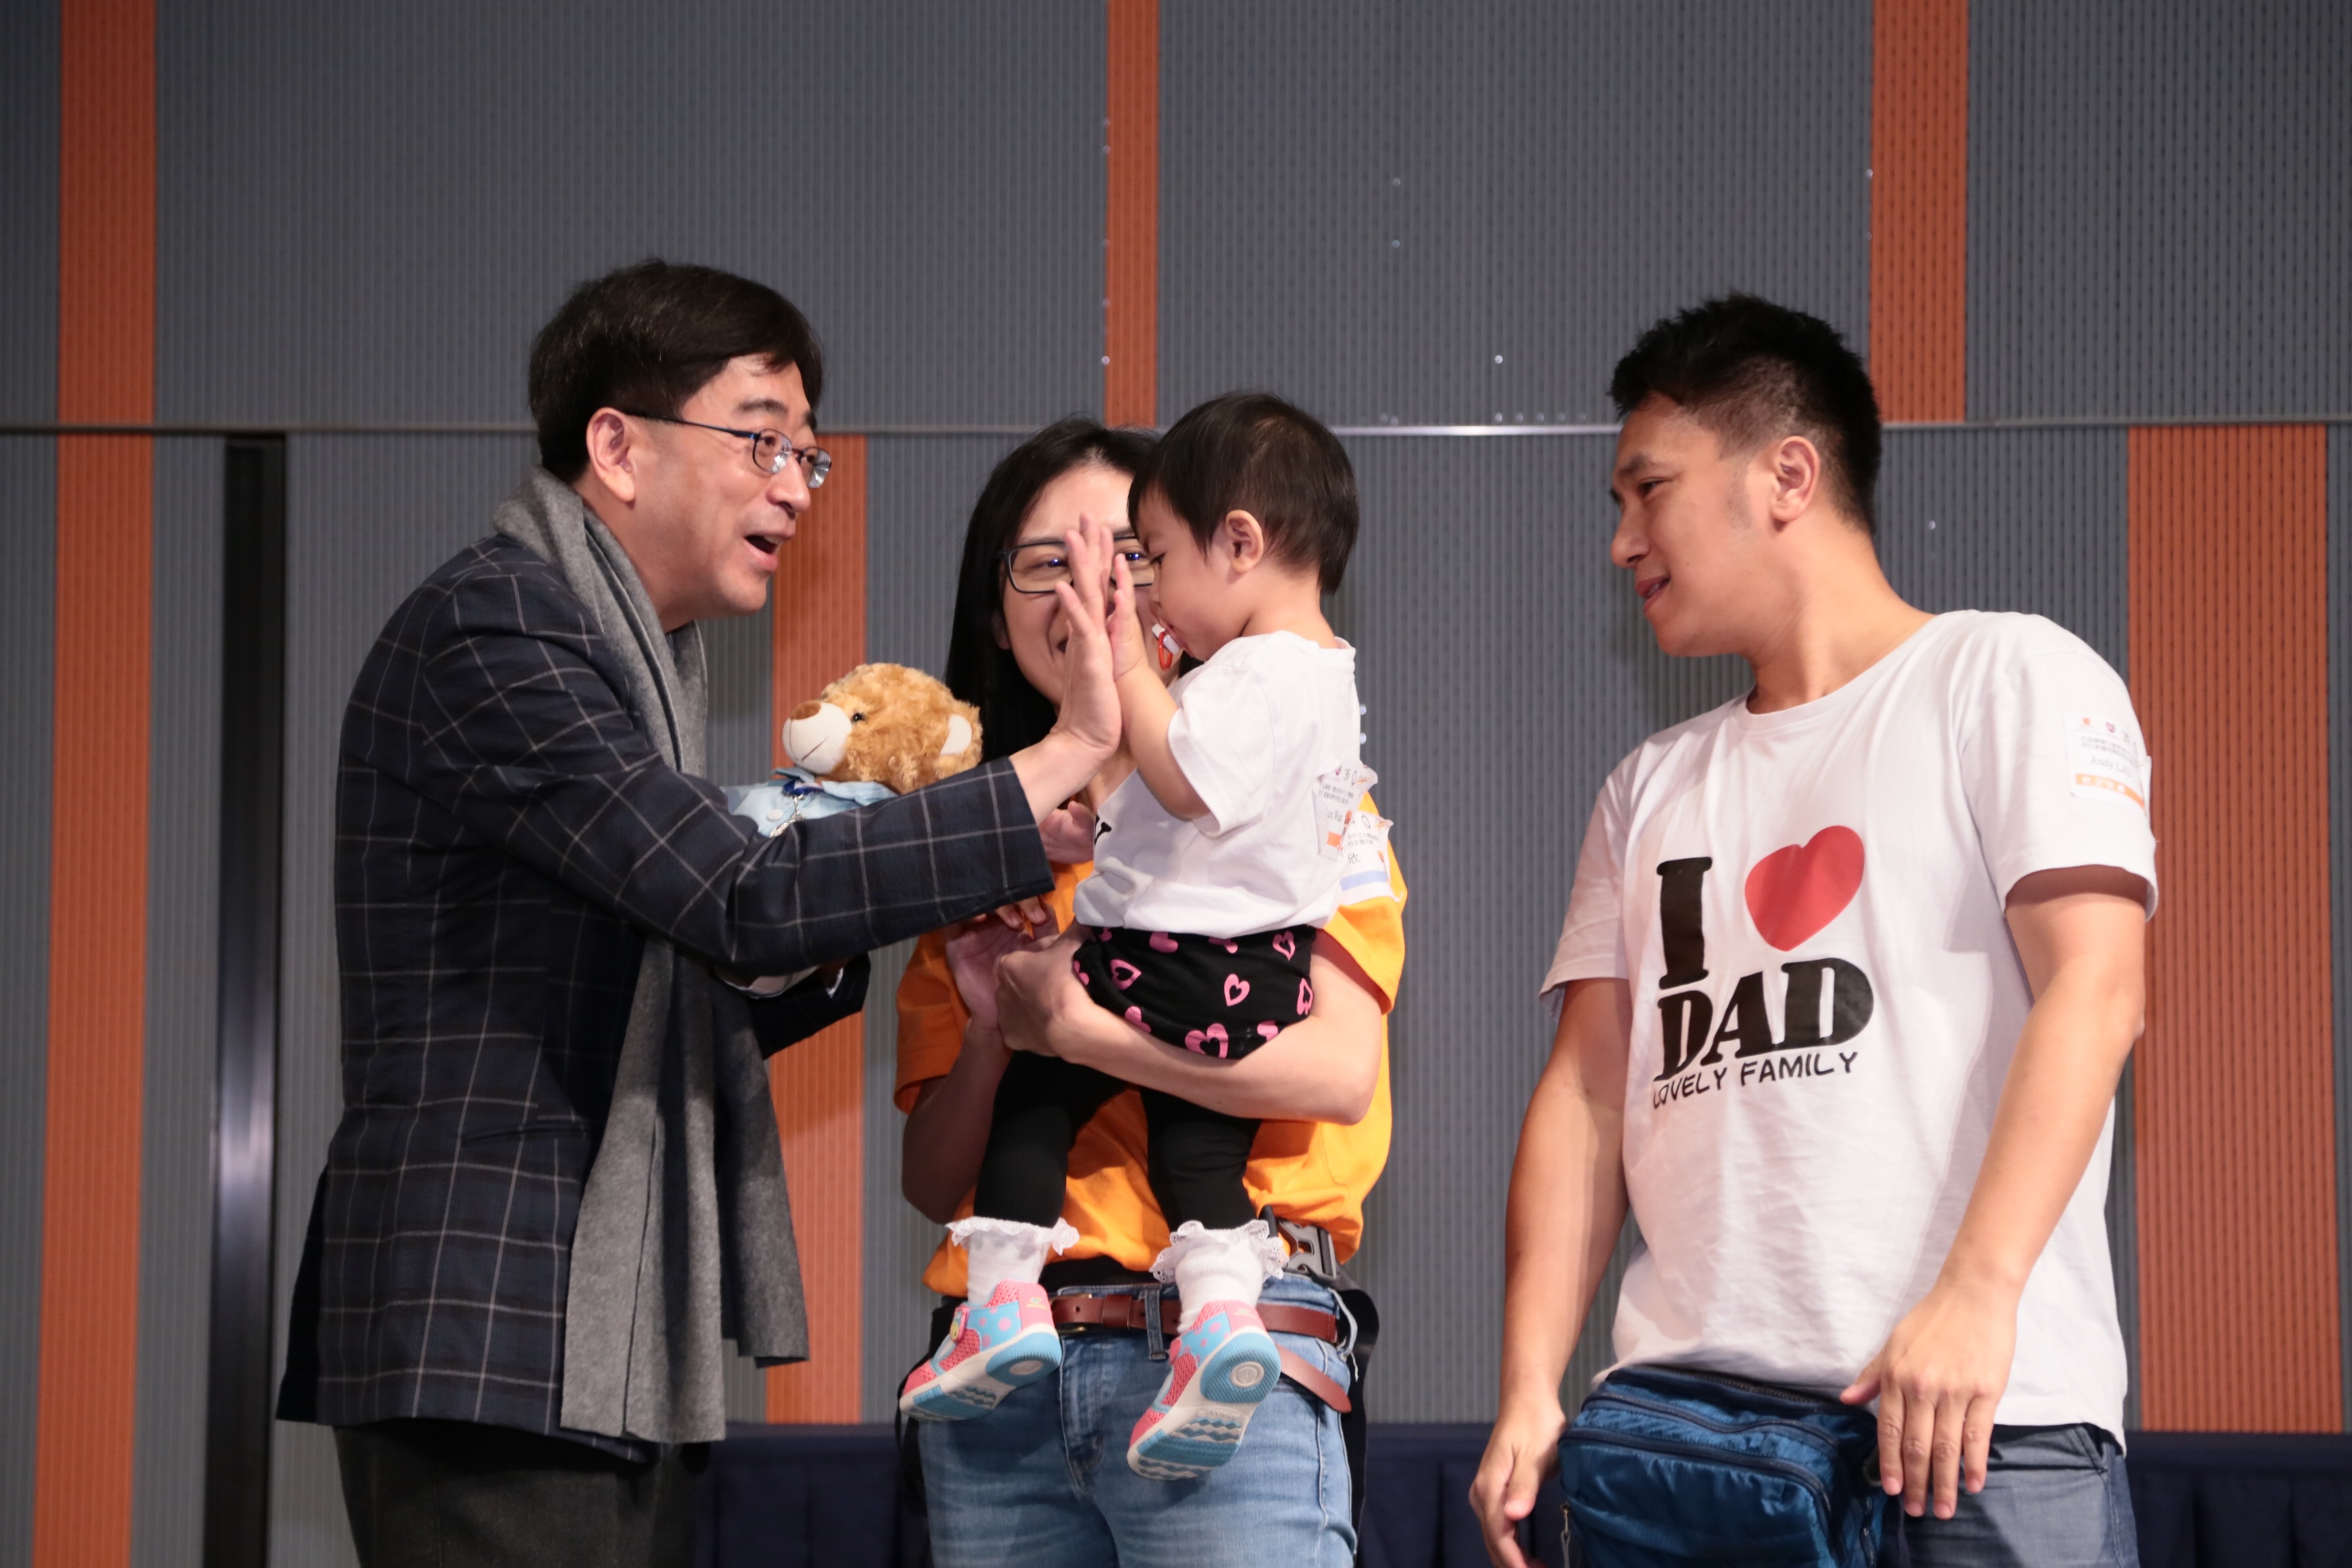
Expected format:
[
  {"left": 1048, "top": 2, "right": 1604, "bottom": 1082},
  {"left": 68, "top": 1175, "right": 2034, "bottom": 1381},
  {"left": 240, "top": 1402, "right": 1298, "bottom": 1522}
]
[{"left": 1743, "top": 827, "right": 1865, "bottom": 951}]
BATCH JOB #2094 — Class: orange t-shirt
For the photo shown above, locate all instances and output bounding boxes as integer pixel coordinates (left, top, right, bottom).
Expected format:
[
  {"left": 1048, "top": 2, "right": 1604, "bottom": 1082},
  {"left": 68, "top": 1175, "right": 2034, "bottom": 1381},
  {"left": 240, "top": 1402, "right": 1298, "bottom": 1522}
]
[{"left": 894, "top": 809, "right": 1407, "bottom": 1297}]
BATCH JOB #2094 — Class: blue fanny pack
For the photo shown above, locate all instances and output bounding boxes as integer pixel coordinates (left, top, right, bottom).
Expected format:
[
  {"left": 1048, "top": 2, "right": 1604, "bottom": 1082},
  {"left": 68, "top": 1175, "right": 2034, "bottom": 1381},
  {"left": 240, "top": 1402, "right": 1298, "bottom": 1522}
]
[{"left": 1560, "top": 1365, "right": 1903, "bottom": 1567}]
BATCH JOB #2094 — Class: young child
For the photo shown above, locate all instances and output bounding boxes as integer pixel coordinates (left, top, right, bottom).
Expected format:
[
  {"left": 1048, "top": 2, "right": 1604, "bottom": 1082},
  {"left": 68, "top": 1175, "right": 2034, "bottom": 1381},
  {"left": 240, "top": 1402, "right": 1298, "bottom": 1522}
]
[{"left": 899, "top": 394, "right": 1369, "bottom": 1481}]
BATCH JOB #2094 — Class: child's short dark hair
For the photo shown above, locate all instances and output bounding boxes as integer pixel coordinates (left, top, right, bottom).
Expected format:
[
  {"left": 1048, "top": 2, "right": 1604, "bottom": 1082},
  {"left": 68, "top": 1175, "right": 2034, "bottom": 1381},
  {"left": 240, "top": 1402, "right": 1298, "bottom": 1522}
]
[
  {"left": 1609, "top": 294, "right": 1882, "bottom": 533},
  {"left": 1133, "top": 392, "right": 1359, "bottom": 592}
]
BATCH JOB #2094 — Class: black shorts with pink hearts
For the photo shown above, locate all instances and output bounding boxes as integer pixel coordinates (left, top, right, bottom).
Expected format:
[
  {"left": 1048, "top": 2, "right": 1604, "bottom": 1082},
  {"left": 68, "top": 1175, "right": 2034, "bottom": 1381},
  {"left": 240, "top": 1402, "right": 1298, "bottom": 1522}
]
[{"left": 1071, "top": 923, "right": 1319, "bottom": 1058}]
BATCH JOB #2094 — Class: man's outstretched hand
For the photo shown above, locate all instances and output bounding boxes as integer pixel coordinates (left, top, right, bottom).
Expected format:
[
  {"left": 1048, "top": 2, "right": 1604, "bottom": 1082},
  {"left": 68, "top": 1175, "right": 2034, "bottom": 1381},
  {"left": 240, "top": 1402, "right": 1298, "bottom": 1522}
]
[
  {"left": 1469, "top": 1400, "right": 1567, "bottom": 1568},
  {"left": 1840, "top": 1274, "right": 2018, "bottom": 1522}
]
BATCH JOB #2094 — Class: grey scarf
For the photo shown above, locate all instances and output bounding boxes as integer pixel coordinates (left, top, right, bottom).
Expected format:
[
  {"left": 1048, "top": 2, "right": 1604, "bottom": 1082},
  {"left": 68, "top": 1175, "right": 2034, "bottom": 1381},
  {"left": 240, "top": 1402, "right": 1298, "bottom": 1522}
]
[{"left": 496, "top": 469, "right": 806, "bottom": 1445}]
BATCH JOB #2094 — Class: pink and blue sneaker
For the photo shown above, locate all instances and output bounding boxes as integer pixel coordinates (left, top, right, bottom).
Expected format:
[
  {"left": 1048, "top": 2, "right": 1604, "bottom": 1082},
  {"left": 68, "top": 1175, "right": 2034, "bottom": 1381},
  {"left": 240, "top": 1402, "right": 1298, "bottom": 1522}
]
[
  {"left": 897, "top": 1280, "right": 1063, "bottom": 1422},
  {"left": 1125, "top": 1301, "right": 1283, "bottom": 1480}
]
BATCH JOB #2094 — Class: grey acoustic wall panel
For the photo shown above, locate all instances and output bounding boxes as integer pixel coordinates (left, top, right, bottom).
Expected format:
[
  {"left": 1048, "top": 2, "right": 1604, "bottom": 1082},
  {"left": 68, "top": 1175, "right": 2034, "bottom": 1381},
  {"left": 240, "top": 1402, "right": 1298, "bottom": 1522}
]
[
  {"left": 134, "top": 439, "right": 224, "bottom": 1568},
  {"left": 1341, "top": 435, "right": 1745, "bottom": 1421},
  {"left": 2333, "top": 423, "right": 2350, "bottom": 1429},
  {"left": 1875, "top": 429, "right": 2129, "bottom": 681},
  {"left": 860, "top": 433, "right": 1021, "bottom": 1418},
  {"left": 1874, "top": 426, "right": 2139, "bottom": 1424},
  {"left": 1972, "top": 0, "right": 2352, "bottom": 419},
  {"left": 705, "top": 597, "right": 772, "bottom": 1425},
  {"left": 272, "top": 435, "right": 535, "bottom": 1568},
  {"left": 1160, "top": 2, "right": 1869, "bottom": 427},
  {"left": 155, "top": 0, "right": 1102, "bottom": 430},
  {"left": 0, "top": 438, "right": 55, "bottom": 1568},
  {"left": 0, "top": 1, "right": 57, "bottom": 422}
]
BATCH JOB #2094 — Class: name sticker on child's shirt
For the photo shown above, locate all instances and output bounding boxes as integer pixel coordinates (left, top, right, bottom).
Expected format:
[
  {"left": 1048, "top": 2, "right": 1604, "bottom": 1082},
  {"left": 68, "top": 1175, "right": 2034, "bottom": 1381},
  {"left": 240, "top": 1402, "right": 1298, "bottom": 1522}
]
[
  {"left": 2064, "top": 714, "right": 2149, "bottom": 813},
  {"left": 1313, "top": 763, "right": 1379, "bottom": 860},
  {"left": 1339, "top": 812, "right": 1396, "bottom": 902}
]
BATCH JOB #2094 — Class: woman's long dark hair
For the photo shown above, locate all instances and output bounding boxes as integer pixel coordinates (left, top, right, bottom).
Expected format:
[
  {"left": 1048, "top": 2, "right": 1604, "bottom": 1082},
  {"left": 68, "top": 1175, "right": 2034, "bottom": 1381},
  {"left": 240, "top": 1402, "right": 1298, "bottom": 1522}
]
[{"left": 944, "top": 417, "right": 1158, "bottom": 762}]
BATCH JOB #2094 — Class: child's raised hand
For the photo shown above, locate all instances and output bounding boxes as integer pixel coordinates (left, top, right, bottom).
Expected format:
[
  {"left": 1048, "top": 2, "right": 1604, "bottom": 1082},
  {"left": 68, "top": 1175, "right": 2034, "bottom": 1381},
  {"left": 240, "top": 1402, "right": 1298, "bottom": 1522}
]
[{"left": 1063, "top": 513, "right": 1148, "bottom": 681}]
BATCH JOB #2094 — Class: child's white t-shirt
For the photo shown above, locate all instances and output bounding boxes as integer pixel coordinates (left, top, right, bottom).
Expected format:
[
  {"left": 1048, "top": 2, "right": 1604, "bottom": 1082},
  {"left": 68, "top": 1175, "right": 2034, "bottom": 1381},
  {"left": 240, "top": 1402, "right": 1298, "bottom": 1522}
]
[
  {"left": 1543, "top": 611, "right": 2158, "bottom": 1440},
  {"left": 1075, "top": 631, "right": 1363, "bottom": 939}
]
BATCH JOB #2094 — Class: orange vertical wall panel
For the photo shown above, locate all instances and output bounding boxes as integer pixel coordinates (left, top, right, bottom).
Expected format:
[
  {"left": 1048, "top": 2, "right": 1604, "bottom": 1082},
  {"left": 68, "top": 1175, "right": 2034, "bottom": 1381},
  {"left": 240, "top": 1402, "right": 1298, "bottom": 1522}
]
[
  {"left": 2129, "top": 425, "right": 2338, "bottom": 1430},
  {"left": 1869, "top": 0, "right": 1968, "bottom": 420},
  {"left": 37, "top": 1, "right": 156, "bottom": 1565},
  {"left": 1104, "top": 0, "right": 1158, "bottom": 427},
  {"left": 765, "top": 435, "right": 868, "bottom": 1422}
]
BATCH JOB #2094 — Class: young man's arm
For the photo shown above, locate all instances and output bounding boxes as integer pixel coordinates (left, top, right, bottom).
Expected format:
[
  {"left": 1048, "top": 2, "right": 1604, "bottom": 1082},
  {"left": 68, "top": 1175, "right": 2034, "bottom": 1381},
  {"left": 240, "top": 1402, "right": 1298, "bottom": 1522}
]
[
  {"left": 1840, "top": 864, "right": 2147, "bottom": 1521},
  {"left": 1469, "top": 977, "right": 1632, "bottom": 1568}
]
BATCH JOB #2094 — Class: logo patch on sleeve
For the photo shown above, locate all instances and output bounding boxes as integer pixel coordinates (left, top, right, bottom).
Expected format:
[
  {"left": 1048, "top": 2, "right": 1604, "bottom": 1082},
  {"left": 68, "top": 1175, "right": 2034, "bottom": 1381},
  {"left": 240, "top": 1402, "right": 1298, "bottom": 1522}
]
[{"left": 2065, "top": 715, "right": 2149, "bottom": 812}]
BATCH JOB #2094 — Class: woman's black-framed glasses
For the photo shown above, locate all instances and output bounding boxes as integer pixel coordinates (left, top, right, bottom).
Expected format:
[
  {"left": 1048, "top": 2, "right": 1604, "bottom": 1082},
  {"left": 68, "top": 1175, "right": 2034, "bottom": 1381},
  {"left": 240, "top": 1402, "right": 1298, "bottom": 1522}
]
[
  {"left": 1000, "top": 533, "right": 1155, "bottom": 595},
  {"left": 624, "top": 411, "right": 831, "bottom": 488}
]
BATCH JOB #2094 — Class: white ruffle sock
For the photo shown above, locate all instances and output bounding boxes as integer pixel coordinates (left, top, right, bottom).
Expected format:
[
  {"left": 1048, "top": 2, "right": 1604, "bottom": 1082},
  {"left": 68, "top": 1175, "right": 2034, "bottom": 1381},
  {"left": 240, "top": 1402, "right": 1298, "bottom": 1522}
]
[
  {"left": 947, "top": 1215, "right": 1079, "bottom": 1302},
  {"left": 1151, "top": 1219, "right": 1288, "bottom": 1330}
]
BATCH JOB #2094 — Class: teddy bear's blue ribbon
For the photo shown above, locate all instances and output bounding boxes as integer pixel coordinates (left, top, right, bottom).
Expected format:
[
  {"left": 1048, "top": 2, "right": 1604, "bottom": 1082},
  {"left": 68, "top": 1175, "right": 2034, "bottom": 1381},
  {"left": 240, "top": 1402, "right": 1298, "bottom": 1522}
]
[{"left": 723, "top": 766, "right": 896, "bottom": 837}]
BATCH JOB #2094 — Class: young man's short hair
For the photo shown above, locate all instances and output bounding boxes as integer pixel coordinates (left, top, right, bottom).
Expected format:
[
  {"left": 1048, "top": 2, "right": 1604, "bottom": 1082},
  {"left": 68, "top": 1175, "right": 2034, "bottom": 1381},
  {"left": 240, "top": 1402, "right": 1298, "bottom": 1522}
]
[
  {"left": 1609, "top": 294, "right": 1882, "bottom": 533},
  {"left": 1133, "top": 392, "right": 1359, "bottom": 592},
  {"left": 528, "top": 259, "right": 825, "bottom": 482}
]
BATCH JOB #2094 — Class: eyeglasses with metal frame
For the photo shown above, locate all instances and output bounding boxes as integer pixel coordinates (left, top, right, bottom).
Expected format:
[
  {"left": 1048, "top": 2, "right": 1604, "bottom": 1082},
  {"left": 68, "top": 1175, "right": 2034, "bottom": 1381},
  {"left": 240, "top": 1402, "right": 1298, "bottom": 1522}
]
[
  {"left": 1000, "top": 532, "right": 1156, "bottom": 595},
  {"left": 622, "top": 410, "right": 831, "bottom": 488}
]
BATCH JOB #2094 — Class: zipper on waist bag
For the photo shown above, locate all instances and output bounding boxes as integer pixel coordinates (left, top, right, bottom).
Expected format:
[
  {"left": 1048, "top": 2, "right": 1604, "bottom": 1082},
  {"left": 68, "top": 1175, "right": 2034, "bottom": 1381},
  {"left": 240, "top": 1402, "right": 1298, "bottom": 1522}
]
[
  {"left": 1562, "top": 1425, "right": 1838, "bottom": 1523},
  {"left": 1582, "top": 1386, "right": 1849, "bottom": 1473}
]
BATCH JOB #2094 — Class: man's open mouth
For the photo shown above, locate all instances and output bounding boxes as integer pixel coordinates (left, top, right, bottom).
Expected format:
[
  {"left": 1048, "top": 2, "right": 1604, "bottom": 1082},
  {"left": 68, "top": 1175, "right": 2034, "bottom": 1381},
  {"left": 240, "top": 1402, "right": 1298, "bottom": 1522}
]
[
  {"left": 1638, "top": 575, "right": 1669, "bottom": 606},
  {"left": 747, "top": 534, "right": 780, "bottom": 557}
]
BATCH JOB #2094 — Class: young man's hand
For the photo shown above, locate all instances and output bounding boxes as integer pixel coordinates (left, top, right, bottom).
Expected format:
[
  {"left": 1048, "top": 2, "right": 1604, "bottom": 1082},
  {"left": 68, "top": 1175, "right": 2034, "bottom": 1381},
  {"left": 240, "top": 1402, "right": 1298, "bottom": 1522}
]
[
  {"left": 1471, "top": 1398, "right": 1568, "bottom": 1567},
  {"left": 1843, "top": 863, "right": 2144, "bottom": 1522},
  {"left": 1840, "top": 1274, "right": 2019, "bottom": 1519}
]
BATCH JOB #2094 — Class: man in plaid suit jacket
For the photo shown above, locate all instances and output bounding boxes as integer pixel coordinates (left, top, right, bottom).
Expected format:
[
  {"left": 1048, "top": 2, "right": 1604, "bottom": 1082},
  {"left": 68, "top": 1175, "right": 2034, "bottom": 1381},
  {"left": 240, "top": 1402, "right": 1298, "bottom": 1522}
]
[{"left": 277, "top": 261, "right": 1122, "bottom": 1566}]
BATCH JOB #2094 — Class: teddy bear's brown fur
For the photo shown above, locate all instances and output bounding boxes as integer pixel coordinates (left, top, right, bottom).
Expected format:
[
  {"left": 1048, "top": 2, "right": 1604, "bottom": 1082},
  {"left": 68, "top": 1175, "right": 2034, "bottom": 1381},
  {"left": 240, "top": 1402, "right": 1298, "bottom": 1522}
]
[{"left": 781, "top": 662, "right": 982, "bottom": 797}]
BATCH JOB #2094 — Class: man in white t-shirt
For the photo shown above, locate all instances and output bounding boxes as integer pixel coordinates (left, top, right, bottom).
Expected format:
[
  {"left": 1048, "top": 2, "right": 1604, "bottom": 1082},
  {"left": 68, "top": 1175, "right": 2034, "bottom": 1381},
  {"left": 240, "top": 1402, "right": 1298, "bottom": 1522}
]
[{"left": 1471, "top": 296, "right": 2154, "bottom": 1567}]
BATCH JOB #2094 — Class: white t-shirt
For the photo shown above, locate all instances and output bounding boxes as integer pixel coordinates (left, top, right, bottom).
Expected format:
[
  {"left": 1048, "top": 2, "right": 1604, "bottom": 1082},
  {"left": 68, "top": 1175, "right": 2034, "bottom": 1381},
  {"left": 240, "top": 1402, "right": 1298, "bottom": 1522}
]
[
  {"left": 1075, "top": 631, "right": 1363, "bottom": 939},
  {"left": 1543, "top": 612, "right": 2157, "bottom": 1439}
]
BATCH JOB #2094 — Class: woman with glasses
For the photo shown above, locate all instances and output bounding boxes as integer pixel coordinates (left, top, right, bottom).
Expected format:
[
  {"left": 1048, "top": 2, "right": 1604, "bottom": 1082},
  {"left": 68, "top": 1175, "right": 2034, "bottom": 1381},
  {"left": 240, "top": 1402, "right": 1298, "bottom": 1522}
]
[{"left": 889, "top": 417, "right": 1407, "bottom": 1567}]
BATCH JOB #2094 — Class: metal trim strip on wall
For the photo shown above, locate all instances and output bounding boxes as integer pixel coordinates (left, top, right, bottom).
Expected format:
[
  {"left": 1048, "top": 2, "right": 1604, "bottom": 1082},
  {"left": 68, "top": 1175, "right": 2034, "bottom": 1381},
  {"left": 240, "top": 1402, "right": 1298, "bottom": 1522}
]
[{"left": 202, "top": 435, "right": 283, "bottom": 1568}]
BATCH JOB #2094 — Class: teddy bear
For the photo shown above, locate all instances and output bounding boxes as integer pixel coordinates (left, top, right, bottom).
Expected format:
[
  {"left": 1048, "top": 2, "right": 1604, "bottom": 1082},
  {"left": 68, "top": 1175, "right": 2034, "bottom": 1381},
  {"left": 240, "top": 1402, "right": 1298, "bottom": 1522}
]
[{"left": 724, "top": 661, "right": 981, "bottom": 837}]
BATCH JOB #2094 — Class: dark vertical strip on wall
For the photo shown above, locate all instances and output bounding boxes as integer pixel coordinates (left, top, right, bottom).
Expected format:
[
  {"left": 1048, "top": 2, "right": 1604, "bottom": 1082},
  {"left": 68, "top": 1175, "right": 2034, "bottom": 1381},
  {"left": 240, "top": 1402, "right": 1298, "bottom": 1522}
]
[
  {"left": 197, "top": 437, "right": 279, "bottom": 1568},
  {"left": 2130, "top": 425, "right": 2339, "bottom": 1431},
  {"left": 2333, "top": 424, "right": 2352, "bottom": 1431},
  {"left": 1869, "top": 0, "right": 1967, "bottom": 420},
  {"left": 0, "top": 438, "right": 57, "bottom": 1568},
  {"left": 41, "top": 0, "right": 156, "bottom": 1560},
  {"left": 0, "top": 10, "right": 60, "bottom": 1563},
  {"left": 134, "top": 439, "right": 224, "bottom": 1568},
  {"left": 1104, "top": 0, "right": 1158, "bottom": 427}
]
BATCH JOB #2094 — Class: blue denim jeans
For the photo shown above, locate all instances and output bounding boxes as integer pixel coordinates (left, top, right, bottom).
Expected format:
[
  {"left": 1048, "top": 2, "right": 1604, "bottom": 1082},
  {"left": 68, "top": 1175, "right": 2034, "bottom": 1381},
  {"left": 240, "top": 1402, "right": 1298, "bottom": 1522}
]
[
  {"left": 919, "top": 1274, "right": 1357, "bottom": 1568},
  {"left": 1901, "top": 1424, "right": 2139, "bottom": 1566}
]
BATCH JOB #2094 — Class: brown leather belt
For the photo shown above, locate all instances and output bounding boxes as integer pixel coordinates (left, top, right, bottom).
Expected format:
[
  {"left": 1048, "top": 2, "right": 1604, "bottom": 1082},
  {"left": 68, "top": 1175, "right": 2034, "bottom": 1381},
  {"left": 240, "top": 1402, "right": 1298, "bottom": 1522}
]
[{"left": 1047, "top": 1293, "right": 1352, "bottom": 1414}]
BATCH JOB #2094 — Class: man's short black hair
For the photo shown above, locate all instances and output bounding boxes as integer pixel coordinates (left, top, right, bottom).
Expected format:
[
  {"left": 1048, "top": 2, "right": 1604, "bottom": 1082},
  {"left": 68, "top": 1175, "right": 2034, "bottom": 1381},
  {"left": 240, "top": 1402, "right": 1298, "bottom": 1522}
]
[
  {"left": 1132, "top": 392, "right": 1359, "bottom": 592},
  {"left": 1609, "top": 294, "right": 1882, "bottom": 533},
  {"left": 528, "top": 259, "right": 825, "bottom": 482}
]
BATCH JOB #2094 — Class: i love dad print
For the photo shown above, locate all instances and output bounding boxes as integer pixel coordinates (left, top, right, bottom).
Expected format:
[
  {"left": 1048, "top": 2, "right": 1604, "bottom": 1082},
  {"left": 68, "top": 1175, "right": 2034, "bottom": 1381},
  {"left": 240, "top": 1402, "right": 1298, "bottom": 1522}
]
[{"left": 1648, "top": 827, "right": 1877, "bottom": 1111}]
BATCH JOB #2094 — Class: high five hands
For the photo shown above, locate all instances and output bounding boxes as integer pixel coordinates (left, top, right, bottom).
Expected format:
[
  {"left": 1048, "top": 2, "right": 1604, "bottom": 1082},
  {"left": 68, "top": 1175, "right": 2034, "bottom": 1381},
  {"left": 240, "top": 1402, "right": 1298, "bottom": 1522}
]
[{"left": 1065, "top": 513, "right": 1150, "bottom": 685}]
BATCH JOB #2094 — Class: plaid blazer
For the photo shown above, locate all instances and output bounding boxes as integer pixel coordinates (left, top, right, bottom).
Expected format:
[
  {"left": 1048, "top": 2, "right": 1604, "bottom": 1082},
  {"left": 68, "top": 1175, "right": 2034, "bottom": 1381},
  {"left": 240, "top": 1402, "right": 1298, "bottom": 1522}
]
[{"left": 277, "top": 536, "right": 1051, "bottom": 1444}]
